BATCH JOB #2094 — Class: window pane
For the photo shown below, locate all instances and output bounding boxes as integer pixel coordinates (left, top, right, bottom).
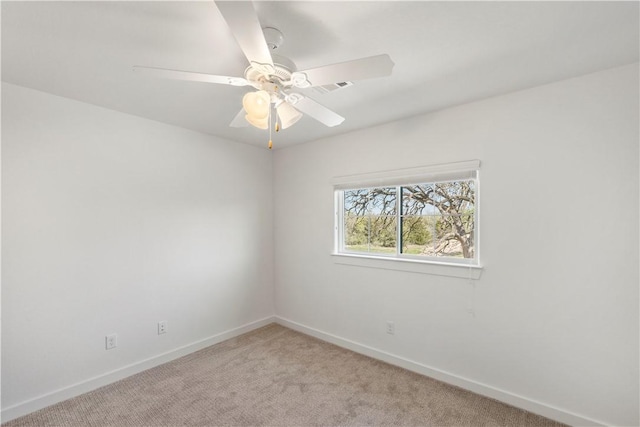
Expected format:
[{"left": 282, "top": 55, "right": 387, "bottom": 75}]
[
  {"left": 369, "top": 216, "right": 396, "bottom": 253},
  {"left": 344, "top": 215, "right": 396, "bottom": 254},
  {"left": 454, "top": 214, "right": 475, "bottom": 258},
  {"left": 401, "top": 215, "right": 433, "bottom": 255},
  {"left": 343, "top": 187, "right": 396, "bottom": 254},
  {"left": 400, "top": 180, "right": 475, "bottom": 259},
  {"left": 344, "top": 214, "right": 368, "bottom": 251},
  {"left": 433, "top": 181, "right": 475, "bottom": 214},
  {"left": 344, "top": 189, "right": 369, "bottom": 215},
  {"left": 432, "top": 213, "right": 460, "bottom": 258},
  {"left": 401, "top": 185, "right": 437, "bottom": 215},
  {"left": 369, "top": 187, "right": 396, "bottom": 215},
  {"left": 401, "top": 214, "right": 474, "bottom": 258}
]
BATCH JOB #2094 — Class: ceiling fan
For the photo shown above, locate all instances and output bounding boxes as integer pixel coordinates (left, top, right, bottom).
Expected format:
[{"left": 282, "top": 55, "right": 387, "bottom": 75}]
[{"left": 133, "top": 1, "right": 394, "bottom": 148}]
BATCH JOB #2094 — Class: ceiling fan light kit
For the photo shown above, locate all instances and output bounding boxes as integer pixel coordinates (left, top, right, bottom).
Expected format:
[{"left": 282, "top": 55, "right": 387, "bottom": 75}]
[
  {"left": 133, "top": 1, "right": 394, "bottom": 149},
  {"left": 276, "top": 101, "right": 303, "bottom": 130},
  {"left": 242, "top": 90, "right": 270, "bottom": 120},
  {"left": 245, "top": 113, "right": 269, "bottom": 130}
]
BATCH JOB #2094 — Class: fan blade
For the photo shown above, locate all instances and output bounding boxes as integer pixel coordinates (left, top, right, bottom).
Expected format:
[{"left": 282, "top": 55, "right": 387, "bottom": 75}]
[
  {"left": 293, "top": 54, "right": 394, "bottom": 88},
  {"left": 229, "top": 108, "right": 249, "bottom": 127},
  {"left": 215, "top": 1, "right": 274, "bottom": 74},
  {"left": 133, "top": 66, "right": 249, "bottom": 86},
  {"left": 293, "top": 96, "right": 345, "bottom": 127}
]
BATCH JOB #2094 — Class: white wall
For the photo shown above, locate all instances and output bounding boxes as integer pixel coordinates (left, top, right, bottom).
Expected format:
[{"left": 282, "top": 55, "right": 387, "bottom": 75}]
[
  {"left": 3, "top": 63, "right": 638, "bottom": 426},
  {"left": 273, "top": 63, "right": 639, "bottom": 426},
  {"left": 1, "top": 83, "right": 274, "bottom": 415}
]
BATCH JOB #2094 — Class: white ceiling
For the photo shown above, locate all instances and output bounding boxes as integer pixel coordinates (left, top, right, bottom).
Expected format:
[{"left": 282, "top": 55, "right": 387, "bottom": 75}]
[{"left": 2, "top": 1, "right": 638, "bottom": 149}]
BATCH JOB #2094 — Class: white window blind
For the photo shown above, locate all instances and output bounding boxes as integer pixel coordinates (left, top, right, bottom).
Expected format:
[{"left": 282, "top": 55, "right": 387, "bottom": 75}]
[{"left": 331, "top": 160, "right": 480, "bottom": 190}]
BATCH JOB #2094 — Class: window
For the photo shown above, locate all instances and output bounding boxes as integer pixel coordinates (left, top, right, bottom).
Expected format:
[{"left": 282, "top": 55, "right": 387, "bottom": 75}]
[{"left": 334, "top": 161, "right": 480, "bottom": 268}]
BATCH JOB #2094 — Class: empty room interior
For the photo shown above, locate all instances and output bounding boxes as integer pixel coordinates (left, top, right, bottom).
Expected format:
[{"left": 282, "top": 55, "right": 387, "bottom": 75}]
[{"left": 1, "top": 1, "right": 639, "bottom": 426}]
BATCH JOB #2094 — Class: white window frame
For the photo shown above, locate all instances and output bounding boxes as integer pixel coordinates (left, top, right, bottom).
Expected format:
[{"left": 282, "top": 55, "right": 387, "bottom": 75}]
[{"left": 332, "top": 160, "right": 482, "bottom": 279}]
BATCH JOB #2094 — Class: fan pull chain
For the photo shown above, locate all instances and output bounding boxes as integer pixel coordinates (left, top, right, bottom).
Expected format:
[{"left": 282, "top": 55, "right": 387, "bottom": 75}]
[{"left": 268, "top": 104, "right": 273, "bottom": 150}]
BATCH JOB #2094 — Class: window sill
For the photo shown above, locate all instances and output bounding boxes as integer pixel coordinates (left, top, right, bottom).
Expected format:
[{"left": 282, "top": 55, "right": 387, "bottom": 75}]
[{"left": 331, "top": 253, "right": 483, "bottom": 279}]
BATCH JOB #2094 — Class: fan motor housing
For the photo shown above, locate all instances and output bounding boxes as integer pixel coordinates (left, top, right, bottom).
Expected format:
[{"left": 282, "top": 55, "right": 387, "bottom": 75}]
[{"left": 245, "top": 54, "right": 296, "bottom": 84}]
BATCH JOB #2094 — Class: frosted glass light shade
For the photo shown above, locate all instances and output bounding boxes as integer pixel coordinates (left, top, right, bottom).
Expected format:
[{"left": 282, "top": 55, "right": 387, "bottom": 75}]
[
  {"left": 277, "top": 101, "right": 303, "bottom": 129},
  {"left": 242, "top": 90, "right": 270, "bottom": 120},
  {"left": 245, "top": 114, "right": 268, "bottom": 129}
]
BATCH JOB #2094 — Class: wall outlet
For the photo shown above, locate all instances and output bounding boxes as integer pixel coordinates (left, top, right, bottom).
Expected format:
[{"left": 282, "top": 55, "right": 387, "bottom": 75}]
[
  {"left": 105, "top": 334, "right": 117, "bottom": 350},
  {"left": 386, "top": 321, "right": 395, "bottom": 335},
  {"left": 158, "top": 320, "right": 168, "bottom": 335}
]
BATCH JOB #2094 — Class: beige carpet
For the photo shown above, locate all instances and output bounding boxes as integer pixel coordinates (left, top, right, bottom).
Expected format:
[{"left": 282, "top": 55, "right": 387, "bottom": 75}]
[{"left": 3, "top": 324, "right": 565, "bottom": 426}]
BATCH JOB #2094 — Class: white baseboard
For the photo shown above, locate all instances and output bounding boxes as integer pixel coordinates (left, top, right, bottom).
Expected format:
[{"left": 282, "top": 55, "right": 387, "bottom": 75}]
[
  {"left": 275, "top": 316, "right": 605, "bottom": 427},
  {"left": 2, "top": 315, "right": 608, "bottom": 426},
  {"left": 1, "top": 316, "right": 276, "bottom": 423}
]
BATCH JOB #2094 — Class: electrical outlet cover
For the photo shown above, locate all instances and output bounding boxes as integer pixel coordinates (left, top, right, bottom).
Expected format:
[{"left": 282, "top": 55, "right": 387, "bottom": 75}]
[
  {"left": 386, "top": 321, "right": 395, "bottom": 335},
  {"left": 158, "top": 321, "right": 167, "bottom": 335},
  {"left": 106, "top": 334, "right": 117, "bottom": 350}
]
